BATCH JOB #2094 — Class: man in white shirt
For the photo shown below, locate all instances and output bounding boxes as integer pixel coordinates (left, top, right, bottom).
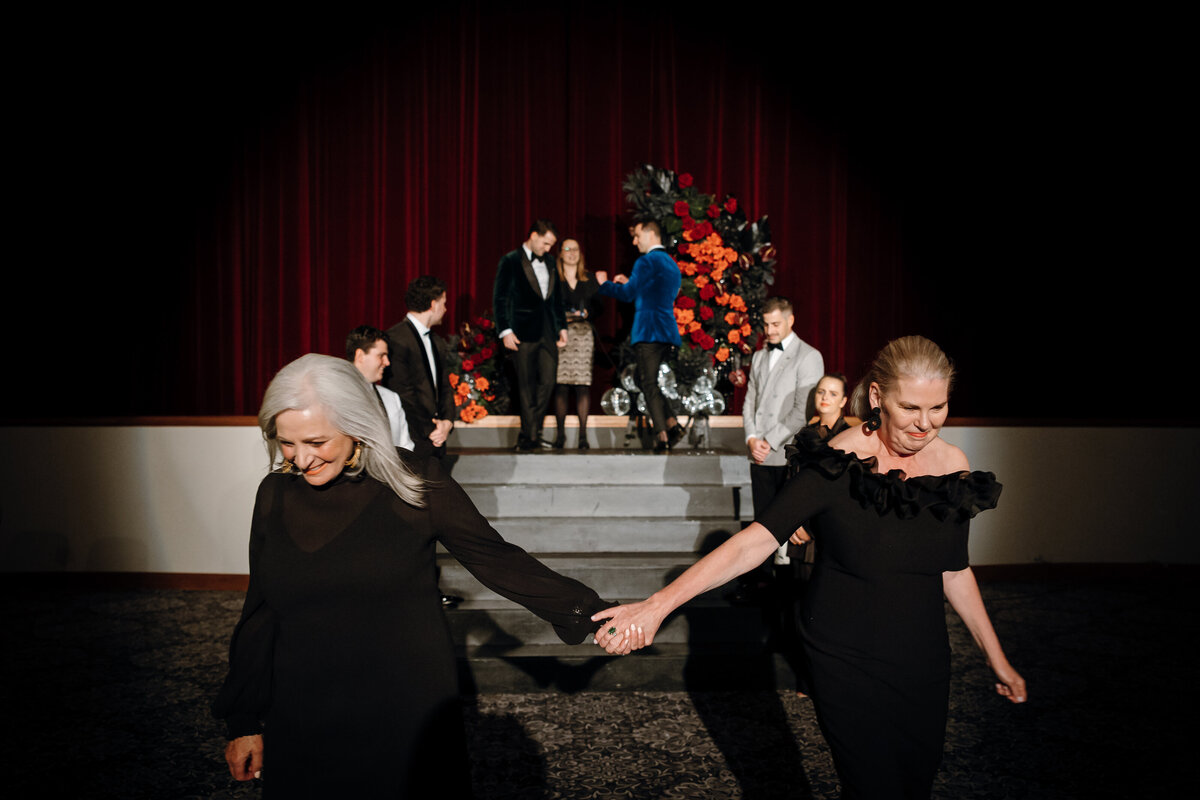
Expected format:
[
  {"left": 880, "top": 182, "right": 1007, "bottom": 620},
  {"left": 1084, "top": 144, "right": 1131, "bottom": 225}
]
[{"left": 345, "top": 326, "right": 416, "bottom": 451}]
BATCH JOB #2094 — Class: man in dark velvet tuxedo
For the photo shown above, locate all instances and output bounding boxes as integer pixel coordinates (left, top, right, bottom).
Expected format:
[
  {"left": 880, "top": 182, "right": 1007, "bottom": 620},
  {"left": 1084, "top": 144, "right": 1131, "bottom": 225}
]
[
  {"left": 493, "top": 219, "right": 568, "bottom": 451},
  {"left": 595, "top": 219, "right": 684, "bottom": 452},
  {"left": 383, "top": 276, "right": 455, "bottom": 459}
]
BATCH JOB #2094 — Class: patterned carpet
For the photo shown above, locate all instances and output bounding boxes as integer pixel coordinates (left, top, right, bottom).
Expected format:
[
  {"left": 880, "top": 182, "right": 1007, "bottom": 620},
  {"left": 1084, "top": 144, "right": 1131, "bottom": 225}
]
[{"left": 3, "top": 579, "right": 1192, "bottom": 798}]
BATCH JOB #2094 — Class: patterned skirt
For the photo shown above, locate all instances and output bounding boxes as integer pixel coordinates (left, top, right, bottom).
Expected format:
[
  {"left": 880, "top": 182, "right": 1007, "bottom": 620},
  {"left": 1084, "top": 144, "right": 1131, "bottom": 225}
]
[{"left": 556, "top": 321, "right": 594, "bottom": 385}]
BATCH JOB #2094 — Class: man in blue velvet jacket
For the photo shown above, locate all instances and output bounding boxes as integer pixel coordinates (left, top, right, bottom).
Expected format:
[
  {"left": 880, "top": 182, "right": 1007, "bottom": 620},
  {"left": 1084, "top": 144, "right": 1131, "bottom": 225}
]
[{"left": 595, "top": 220, "right": 684, "bottom": 452}]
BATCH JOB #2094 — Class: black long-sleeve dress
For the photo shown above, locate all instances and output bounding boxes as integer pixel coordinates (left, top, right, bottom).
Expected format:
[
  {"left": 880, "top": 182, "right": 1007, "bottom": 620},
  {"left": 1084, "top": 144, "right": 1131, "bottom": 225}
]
[
  {"left": 213, "top": 454, "right": 606, "bottom": 797},
  {"left": 757, "top": 435, "right": 1001, "bottom": 798}
]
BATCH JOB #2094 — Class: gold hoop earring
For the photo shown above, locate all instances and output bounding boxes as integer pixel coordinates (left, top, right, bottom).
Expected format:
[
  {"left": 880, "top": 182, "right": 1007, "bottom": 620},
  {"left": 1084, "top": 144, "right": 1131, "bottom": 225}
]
[
  {"left": 281, "top": 460, "right": 296, "bottom": 473},
  {"left": 345, "top": 441, "right": 364, "bottom": 469}
]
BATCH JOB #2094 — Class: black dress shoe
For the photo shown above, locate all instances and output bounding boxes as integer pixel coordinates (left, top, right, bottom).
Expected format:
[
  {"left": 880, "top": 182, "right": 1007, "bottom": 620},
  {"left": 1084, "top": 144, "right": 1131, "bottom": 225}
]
[
  {"left": 653, "top": 440, "right": 669, "bottom": 453},
  {"left": 441, "top": 594, "right": 463, "bottom": 609},
  {"left": 516, "top": 435, "right": 537, "bottom": 451},
  {"left": 553, "top": 433, "right": 566, "bottom": 449}
]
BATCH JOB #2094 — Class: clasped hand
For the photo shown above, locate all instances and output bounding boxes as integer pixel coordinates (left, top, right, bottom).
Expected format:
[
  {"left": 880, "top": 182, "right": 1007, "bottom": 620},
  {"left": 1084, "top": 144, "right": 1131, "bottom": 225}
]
[{"left": 591, "top": 600, "right": 663, "bottom": 655}]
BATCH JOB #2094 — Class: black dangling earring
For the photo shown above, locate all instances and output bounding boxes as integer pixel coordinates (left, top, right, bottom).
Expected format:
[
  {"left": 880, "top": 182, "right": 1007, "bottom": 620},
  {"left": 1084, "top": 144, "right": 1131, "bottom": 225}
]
[{"left": 864, "top": 407, "right": 882, "bottom": 431}]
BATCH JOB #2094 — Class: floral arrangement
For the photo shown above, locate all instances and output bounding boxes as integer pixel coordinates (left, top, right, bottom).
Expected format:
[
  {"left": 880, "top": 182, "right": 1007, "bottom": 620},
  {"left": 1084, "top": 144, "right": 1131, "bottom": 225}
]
[
  {"left": 444, "top": 311, "right": 510, "bottom": 423},
  {"left": 622, "top": 164, "right": 776, "bottom": 389}
]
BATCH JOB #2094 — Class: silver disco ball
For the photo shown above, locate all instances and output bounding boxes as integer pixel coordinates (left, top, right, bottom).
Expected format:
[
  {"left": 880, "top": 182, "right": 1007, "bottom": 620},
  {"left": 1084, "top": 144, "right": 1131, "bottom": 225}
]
[
  {"left": 702, "top": 392, "right": 726, "bottom": 415},
  {"left": 601, "top": 387, "right": 631, "bottom": 416},
  {"left": 635, "top": 392, "right": 648, "bottom": 415},
  {"left": 693, "top": 369, "right": 715, "bottom": 393},
  {"left": 657, "top": 362, "right": 679, "bottom": 399},
  {"left": 681, "top": 390, "right": 701, "bottom": 416},
  {"left": 620, "top": 363, "right": 640, "bottom": 393}
]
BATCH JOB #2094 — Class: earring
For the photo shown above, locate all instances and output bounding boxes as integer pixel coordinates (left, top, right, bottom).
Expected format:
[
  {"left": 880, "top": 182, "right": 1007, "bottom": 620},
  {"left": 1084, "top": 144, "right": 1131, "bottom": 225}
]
[
  {"left": 864, "top": 407, "right": 882, "bottom": 431},
  {"left": 345, "top": 441, "right": 364, "bottom": 469},
  {"left": 281, "top": 460, "right": 296, "bottom": 473}
]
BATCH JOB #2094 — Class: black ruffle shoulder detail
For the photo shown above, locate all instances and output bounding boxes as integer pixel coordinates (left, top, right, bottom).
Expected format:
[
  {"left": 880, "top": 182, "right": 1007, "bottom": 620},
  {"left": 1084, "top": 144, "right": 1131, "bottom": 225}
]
[{"left": 783, "top": 428, "right": 1001, "bottom": 523}]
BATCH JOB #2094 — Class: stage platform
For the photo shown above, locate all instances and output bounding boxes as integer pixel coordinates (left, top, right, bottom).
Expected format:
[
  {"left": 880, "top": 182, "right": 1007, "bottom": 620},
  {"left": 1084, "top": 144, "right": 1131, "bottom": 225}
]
[{"left": 439, "top": 446, "right": 793, "bottom": 692}]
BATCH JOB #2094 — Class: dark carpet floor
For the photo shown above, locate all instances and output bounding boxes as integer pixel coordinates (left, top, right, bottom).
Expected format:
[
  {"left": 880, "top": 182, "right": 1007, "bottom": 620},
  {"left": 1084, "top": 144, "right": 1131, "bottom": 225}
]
[{"left": 2, "top": 579, "right": 1193, "bottom": 798}]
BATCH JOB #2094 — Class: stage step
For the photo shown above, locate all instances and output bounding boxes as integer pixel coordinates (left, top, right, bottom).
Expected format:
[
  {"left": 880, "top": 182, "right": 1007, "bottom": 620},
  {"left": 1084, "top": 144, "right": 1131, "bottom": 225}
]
[
  {"left": 453, "top": 517, "right": 743, "bottom": 553},
  {"left": 443, "top": 448, "right": 792, "bottom": 692}
]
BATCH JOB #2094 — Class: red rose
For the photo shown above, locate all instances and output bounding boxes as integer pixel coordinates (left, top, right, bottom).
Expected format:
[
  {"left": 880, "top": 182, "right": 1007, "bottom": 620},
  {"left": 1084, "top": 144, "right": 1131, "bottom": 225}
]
[
  {"left": 480, "top": 347, "right": 494, "bottom": 360},
  {"left": 724, "top": 197, "right": 738, "bottom": 214},
  {"left": 707, "top": 204, "right": 720, "bottom": 219},
  {"left": 690, "top": 329, "right": 705, "bottom": 344},
  {"left": 678, "top": 173, "right": 694, "bottom": 188},
  {"left": 677, "top": 242, "right": 691, "bottom": 254},
  {"left": 474, "top": 333, "right": 485, "bottom": 345},
  {"left": 699, "top": 283, "right": 717, "bottom": 300},
  {"left": 675, "top": 295, "right": 696, "bottom": 309},
  {"left": 695, "top": 263, "right": 711, "bottom": 275},
  {"left": 699, "top": 305, "right": 713, "bottom": 321},
  {"left": 680, "top": 216, "right": 695, "bottom": 231},
  {"left": 673, "top": 200, "right": 690, "bottom": 217},
  {"left": 695, "top": 221, "right": 714, "bottom": 238},
  {"left": 701, "top": 334, "right": 716, "bottom": 349},
  {"left": 462, "top": 359, "right": 475, "bottom": 371}
]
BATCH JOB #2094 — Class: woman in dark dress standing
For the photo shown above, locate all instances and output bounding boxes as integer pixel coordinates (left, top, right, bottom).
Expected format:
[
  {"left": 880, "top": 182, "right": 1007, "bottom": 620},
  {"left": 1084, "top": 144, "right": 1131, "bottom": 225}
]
[
  {"left": 214, "top": 354, "right": 607, "bottom": 797},
  {"left": 594, "top": 336, "right": 1026, "bottom": 798},
  {"left": 552, "top": 238, "right": 601, "bottom": 449}
]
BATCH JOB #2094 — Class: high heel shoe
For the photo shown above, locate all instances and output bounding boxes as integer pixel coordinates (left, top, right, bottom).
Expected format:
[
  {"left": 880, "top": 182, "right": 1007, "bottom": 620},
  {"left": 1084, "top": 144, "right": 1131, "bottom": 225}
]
[{"left": 553, "top": 433, "right": 566, "bottom": 449}]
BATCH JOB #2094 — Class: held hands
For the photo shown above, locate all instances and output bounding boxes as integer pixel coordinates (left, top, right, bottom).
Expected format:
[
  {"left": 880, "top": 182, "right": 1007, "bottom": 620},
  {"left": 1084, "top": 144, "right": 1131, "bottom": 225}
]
[
  {"left": 788, "top": 526, "right": 812, "bottom": 547},
  {"left": 594, "top": 270, "right": 608, "bottom": 284},
  {"left": 225, "top": 734, "right": 263, "bottom": 781},
  {"left": 747, "top": 437, "right": 771, "bottom": 464},
  {"left": 430, "top": 418, "right": 453, "bottom": 447},
  {"left": 613, "top": 274, "right": 629, "bottom": 284},
  {"left": 591, "top": 600, "right": 665, "bottom": 655},
  {"left": 502, "top": 332, "right": 520, "bottom": 351}
]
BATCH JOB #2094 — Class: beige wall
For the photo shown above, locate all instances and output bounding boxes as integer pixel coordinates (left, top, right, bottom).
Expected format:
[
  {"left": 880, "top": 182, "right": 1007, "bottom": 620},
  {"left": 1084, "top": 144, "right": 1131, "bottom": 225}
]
[{"left": 1, "top": 424, "right": 1195, "bottom": 573}]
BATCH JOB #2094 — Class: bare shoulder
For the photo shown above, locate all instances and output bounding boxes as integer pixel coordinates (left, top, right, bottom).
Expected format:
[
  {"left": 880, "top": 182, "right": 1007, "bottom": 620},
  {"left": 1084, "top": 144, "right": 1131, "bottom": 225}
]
[
  {"left": 929, "top": 438, "right": 970, "bottom": 473},
  {"left": 828, "top": 425, "right": 872, "bottom": 459}
]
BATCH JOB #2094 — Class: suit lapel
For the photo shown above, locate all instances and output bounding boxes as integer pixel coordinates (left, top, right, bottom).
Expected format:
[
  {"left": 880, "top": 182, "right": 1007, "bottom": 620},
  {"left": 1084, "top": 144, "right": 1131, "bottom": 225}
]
[
  {"left": 405, "top": 318, "right": 437, "bottom": 400},
  {"left": 520, "top": 250, "right": 543, "bottom": 298}
]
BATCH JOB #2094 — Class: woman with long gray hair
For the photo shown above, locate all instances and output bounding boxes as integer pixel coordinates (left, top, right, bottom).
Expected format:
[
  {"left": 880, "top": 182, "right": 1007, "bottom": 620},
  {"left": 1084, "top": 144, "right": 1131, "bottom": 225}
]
[{"left": 214, "top": 354, "right": 606, "bottom": 797}]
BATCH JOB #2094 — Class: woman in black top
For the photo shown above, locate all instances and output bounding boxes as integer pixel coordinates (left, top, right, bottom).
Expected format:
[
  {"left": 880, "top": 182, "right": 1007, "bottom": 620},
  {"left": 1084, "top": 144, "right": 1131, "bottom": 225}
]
[{"left": 214, "top": 354, "right": 607, "bottom": 797}]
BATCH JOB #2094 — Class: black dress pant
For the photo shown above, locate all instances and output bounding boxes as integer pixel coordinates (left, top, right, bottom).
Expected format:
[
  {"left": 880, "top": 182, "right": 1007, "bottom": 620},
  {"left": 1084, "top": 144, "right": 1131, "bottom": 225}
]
[
  {"left": 634, "top": 341, "right": 673, "bottom": 434},
  {"left": 513, "top": 316, "right": 558, "bottom": 441}
]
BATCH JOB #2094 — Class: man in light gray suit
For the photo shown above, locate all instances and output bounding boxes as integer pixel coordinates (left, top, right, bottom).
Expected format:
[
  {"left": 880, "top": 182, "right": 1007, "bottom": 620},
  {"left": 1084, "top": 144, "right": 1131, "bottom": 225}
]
[
  {"left": 741, "top": 295, "right": 824, "bottom": 693},
  {"left": 743, "top": 296, "right": 825, "bottom": 516}
]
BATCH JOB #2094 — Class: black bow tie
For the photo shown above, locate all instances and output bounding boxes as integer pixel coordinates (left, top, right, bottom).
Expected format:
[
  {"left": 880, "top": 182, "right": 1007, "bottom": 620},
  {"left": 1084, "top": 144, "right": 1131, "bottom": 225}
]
[
  {"left": 530, "top": 254, "right": 544, "bottom": 264},
  {"left": 768, "top": 342, "right": 783, "bottom": 351}
]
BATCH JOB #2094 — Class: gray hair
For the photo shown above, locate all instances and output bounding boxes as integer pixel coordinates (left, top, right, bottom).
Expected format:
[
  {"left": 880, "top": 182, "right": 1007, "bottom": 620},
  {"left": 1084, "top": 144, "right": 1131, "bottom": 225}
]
[
  {"left": 258, "top": 354, "right": 427, "bottom": 507},
  {"left": 849, "top": 335, "right": 956, "bottom": 418}
]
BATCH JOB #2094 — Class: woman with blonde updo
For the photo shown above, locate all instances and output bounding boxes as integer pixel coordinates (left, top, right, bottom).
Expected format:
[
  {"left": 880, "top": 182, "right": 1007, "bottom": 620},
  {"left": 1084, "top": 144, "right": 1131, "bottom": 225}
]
[{"left": 592, "top": 335, "right": 1025, "bottom": 798}]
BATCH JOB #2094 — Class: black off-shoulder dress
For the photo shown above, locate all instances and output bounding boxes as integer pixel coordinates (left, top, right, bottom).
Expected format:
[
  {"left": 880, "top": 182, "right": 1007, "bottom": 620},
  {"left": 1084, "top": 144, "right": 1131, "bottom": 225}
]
[
  {"left": 756, "top": 435, "right": 1001, "bottom": 799},
  {"left": 213, "top": 455, "right": 606, "bottom": 798}
]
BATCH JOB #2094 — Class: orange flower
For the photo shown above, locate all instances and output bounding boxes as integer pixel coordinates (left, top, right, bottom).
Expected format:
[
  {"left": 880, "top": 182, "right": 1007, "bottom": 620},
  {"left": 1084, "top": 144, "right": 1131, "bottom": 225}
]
[
  {"left": 724, "top": 312, "right": 740, "bottom": 326},
  {"left": 714, "top": 293, "right": 731, "bottom": 306},
  {"left": 730, "top": 294, "right": 747, "bottom": 312},
  {"left": 448, "top": 373, "right": 459, "bottom": 387},
  {"left": 457, "top": 382, "right": 471, "bottom": 397},
  {"left": 674, "top": 308, "right": 695, "bottom": 325},
  {"left": 715, "top": 346, "right": 730, "bottom": 362},
  {"left": 475, "top": 376, "right": 489, "bottom": 392},
  {"left": 687, "top": 320, "right": 702, "bottom": 332},
  {"left": 740, "top": 323, "right": 752, "bottom": 336},
  {"left": 678, "top": 261, "right": 697, "bottom": 276},
  {"left": 694, "top": 275, "right": 709, "bottom": 288},
  {"left": 728, "top": 329, "right": 741, "bottom": 344}
]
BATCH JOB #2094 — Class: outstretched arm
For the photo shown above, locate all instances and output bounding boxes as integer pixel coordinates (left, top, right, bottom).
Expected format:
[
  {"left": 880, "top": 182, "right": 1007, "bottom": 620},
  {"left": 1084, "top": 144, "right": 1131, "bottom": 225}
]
[
  {"left": 943, "top": 567, "right": 1027, "bottom": 703},
  {"left": 592, "top": 523, "right": 779, "bottom": 653}
]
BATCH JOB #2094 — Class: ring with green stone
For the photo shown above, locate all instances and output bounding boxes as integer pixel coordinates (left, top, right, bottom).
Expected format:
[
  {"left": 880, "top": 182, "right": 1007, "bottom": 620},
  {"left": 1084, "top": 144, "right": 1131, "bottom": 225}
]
[{"left": 607, "top": 627, "right": 617, "bottom": 636}]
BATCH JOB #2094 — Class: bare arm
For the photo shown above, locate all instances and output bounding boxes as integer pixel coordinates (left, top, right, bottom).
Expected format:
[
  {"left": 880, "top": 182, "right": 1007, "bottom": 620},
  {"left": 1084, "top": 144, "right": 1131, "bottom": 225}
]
[
  {"left": 943, "top": 567, "right": 1027, "bottom": 703},
  {"left": 592, "top": 523, "right": 779, "bottom": 653}
]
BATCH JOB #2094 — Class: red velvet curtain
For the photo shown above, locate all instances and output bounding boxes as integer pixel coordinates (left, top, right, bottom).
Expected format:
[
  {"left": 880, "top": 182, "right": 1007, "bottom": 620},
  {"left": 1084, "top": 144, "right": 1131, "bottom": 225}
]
[{"left": 177, "top": 8, "right": 903, "bottom": 415}]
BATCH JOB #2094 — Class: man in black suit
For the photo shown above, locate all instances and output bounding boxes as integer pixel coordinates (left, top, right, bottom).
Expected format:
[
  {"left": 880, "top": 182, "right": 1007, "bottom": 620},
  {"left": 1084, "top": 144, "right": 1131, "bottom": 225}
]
[
  {"left": 383, "top": 275, "right": 455, "bottom": 459},
  {"left": 493, "top": 219, "right": 568, "bottom": 451}
]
